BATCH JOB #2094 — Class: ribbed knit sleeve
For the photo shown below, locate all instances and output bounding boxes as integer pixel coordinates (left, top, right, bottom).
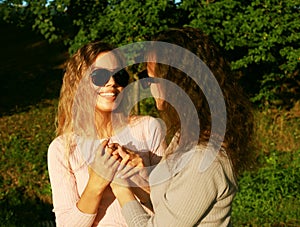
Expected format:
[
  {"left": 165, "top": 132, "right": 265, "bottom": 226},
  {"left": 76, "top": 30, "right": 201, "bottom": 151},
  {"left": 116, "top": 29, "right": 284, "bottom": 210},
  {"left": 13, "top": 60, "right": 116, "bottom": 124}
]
[
  {"left": 122, "top": 201, "right": 152, "bottom": 226},
  {"left": 147, "top": 117, "right": 166, "bottom": 165},
  {"left": 48, "top": 137, "right": 96, "bottom": 227}
]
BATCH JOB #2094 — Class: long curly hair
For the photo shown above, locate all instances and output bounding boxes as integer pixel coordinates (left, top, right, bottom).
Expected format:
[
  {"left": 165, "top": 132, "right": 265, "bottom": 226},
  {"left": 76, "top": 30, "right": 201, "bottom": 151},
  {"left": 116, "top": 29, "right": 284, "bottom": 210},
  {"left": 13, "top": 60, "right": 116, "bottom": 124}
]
[
  {"left": 150, "top": 27, "right": 254, "bottom": 175},
  {"left": 56, "top": 41, "right": 126, "bottom": 139}
]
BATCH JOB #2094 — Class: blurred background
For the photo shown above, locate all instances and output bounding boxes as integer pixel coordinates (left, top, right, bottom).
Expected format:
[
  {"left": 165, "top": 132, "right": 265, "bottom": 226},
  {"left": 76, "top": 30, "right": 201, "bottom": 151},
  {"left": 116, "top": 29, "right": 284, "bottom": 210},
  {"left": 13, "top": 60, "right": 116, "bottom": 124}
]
[{"left": 0, "top": 0, "right": 299, "bottom": 226}]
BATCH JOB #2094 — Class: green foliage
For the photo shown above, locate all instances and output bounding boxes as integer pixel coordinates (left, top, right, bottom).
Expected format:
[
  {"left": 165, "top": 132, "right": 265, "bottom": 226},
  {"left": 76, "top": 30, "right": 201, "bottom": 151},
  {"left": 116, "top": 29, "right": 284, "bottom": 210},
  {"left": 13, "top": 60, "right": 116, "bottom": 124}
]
[
  {"left": 183, "top": 0, "right": 300, "bottom": 107},
  {"left": 232, "top": 150, "right": 300, "bottom": 226},
  {"left": 65, "top": 0, "right": 185, "bottom": 53},
  {"left": 100, "top": 0, "right": 181, "bottom": 45},
  {"left": 1, "top": 0, "right": 299, "bottom": 107}
]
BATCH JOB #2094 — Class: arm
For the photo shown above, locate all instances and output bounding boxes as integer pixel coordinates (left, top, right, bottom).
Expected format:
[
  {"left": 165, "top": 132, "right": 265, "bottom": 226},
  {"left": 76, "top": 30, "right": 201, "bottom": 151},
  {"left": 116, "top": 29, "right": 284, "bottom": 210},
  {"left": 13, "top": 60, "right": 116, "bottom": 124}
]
[
  {"left": 77, "top": 140, "right": 120, "bottom": 214},
  {"left": 48, "top": 137, "right": 97, "bottom": 226},
  {"left": 76, "top": 168, "right": 110, "bottom": 214},
  {"left": 114, "top": 154, "right": 230, "bottom": 227},
  {"left": 48, "top": 138, "right": 119, "bottom": 226},
  {"left": 112, "top": 117, "right": 166, "bottom": 209},
  {"left": 147, "top": 117, "right": 166, "bottom": 166}
]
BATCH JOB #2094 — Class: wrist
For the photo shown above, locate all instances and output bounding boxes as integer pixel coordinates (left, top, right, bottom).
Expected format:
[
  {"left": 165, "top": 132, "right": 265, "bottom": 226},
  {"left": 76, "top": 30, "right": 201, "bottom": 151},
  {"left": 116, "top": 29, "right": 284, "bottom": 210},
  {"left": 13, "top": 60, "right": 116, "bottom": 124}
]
[
  {"left": 111, "top": 184, "right": 136, "bottom": 207},
  {"left": 88, "top": 173, "right": 110, "bottom": 195},
  {"left": 110, "top": 183, "right": 129, "bottom": 195}
]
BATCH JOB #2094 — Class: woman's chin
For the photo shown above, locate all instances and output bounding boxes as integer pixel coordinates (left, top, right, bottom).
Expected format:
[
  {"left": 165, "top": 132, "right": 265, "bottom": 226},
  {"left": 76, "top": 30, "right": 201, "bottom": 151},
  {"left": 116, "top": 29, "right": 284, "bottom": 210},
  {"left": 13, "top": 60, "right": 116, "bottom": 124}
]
[{"left": 96, "top": 103, "right": 118, "bottom": 112}]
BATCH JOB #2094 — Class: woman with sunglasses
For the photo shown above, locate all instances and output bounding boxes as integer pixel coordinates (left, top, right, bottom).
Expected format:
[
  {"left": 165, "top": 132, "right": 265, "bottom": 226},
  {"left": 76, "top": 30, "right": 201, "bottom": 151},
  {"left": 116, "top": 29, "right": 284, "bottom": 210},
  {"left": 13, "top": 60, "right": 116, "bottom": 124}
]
[
  {"left": 111, "top": 27, "right": 255, "bottom": 226},
  {"left": 48, "top": 41, "right": 165, "bottom": 226}
]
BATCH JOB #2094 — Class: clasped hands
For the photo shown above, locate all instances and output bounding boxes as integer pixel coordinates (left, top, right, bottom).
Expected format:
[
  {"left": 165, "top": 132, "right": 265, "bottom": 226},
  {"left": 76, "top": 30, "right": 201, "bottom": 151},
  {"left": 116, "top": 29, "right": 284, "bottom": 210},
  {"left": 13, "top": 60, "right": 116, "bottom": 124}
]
[{"left": 89, "top": 139, "right": 147, "bottom": 187}]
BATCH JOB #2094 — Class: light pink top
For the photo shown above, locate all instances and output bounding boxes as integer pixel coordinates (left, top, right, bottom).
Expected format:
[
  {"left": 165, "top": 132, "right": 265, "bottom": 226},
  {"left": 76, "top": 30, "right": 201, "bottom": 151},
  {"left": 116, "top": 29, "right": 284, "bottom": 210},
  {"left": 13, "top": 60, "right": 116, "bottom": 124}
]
[{"left": 48, "top": 116, "right": 165, "bottom": 226}]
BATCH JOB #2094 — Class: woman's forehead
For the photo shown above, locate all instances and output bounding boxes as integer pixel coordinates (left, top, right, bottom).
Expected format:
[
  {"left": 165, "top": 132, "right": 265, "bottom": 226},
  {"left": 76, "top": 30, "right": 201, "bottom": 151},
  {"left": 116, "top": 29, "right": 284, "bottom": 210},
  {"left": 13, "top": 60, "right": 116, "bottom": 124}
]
[{"left": 94, "top": 52, "right": 118, "bottom": 69}]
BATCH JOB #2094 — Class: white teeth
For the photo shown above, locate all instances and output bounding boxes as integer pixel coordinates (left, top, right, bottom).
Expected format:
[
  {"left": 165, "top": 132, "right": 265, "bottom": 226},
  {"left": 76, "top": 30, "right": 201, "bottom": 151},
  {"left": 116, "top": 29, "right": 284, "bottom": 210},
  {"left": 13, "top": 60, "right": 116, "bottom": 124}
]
[{"left": 100, "top": 92, "right": 115, "bottom": 97}]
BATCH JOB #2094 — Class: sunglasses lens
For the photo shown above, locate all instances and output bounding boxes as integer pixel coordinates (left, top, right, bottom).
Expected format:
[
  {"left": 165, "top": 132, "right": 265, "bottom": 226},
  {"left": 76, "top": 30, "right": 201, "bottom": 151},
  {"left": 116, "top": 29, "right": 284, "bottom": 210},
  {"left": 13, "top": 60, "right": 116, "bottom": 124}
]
[
  {"left": 113, "top": 69, "right": 129, "bottom": 87},
  {"left": 91, "top": 68, "right": 129, "bottom": 87},
  {"left": 91, "top": 69, "right": 111, "bottom": 86}
]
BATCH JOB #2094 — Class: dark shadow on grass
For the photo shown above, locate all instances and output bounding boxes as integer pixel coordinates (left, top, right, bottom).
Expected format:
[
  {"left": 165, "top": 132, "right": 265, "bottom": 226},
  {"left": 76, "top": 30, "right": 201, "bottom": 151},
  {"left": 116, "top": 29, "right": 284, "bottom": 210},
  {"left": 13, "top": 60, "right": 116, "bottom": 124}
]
[{"left": 0, "top": 196, "right": 55, "bottom": 227}]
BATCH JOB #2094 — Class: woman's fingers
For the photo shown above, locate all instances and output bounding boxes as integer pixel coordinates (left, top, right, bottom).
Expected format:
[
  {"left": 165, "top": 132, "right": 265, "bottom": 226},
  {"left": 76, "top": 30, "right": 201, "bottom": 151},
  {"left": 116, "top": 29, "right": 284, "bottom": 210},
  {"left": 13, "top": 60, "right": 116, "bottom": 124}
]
[
  {"left": 118, "top": 165, "right": 141, "bottom": 179},
  {"left": 113, "top": 146, "right": 145, "bottom": 179},
  {"left": 90, "top": 139, "right": 122, "bottom": 182}
]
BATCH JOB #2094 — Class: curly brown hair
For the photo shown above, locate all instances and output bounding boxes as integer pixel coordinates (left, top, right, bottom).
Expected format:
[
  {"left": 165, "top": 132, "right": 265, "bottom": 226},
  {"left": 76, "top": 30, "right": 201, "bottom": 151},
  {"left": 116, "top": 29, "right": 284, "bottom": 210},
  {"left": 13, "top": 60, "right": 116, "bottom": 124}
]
[
  {"left": 56, "top": 41, "right": 127, "bottom": 139},
  {"left": 150, "top": 27, "right": 254, "bottom": 175}
]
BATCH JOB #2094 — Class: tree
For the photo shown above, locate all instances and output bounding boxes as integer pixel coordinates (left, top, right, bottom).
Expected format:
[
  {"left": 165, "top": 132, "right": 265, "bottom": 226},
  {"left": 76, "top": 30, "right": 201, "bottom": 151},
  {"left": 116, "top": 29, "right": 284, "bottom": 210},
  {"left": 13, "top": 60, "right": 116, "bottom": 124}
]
[
  {"left": 0, "top": 0, "right": 184, "bottom": 53},
  {"left": 182, "top": 0, "right": 300, "bottom": 107},
  {"left": 1, "top": 0, "right": 299, "bottom": 107}
]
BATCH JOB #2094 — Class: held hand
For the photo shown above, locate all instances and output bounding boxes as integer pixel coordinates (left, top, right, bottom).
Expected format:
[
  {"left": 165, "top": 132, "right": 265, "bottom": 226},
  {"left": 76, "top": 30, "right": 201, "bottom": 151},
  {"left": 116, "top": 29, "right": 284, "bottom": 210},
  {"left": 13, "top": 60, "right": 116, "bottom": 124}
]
[
  {"left": 110, "top": 146, "right": 152, "bottom": 209},
  {"left": 111, "top": 146, "right": 150, "bottom": 190},
  {"left": 89, "top": 140, "right": 120, "bottom": 183},
  {"left": 115, "top": 145, "right": 145, "bottom": 179}
]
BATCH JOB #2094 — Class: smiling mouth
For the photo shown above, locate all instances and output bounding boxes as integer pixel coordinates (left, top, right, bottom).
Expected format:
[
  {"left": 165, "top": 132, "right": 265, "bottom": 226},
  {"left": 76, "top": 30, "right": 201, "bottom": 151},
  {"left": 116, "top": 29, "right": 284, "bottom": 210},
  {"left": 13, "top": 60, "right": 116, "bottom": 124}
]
[{"left": 99, "top": 92, "right": 117, "bottom": 97}]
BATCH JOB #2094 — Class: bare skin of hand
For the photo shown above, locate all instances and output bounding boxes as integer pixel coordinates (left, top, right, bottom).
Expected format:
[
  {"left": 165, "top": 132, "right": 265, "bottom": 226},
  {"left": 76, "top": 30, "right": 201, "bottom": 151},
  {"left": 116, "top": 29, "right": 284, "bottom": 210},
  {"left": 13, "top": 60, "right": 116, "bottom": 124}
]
[
  {"left": 110, "top": 145, "right": 152, "bottom": 210},
  {"left": 77, "top": 140, "right": 120, "bottom": 214}
]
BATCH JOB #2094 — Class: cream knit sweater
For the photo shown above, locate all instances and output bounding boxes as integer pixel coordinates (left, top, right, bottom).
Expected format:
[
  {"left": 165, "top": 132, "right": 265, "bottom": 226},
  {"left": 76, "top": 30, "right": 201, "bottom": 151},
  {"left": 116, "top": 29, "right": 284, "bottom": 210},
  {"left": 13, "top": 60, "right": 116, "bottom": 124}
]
[{"left": 122, "top": 145, "right": 237, "bottom": 227}]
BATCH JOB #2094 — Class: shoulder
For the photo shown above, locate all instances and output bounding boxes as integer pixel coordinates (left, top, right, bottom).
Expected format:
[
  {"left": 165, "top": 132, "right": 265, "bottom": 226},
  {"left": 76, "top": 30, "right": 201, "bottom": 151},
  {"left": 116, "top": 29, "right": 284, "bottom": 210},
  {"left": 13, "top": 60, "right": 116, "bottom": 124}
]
[
  {"left": 48, "top": 136, "right": 65, "bottom": 153},
  {"left": 169, "top": 145, "right": 236, "bottom": 184},
  {"left": 129, "top": 115, "right": 166, "bottom": 132},
  {"left": 48, "top": 134, "right": 76, "bottom": 161},
  {"left": 189, "top": 146, "right": 237, "bottom": 187},
  {"left": 48, "top": 135, "right": 68, "bottom": 162},
  {"left": 129, "top": 115, "right": 159, "bottom": 125}
]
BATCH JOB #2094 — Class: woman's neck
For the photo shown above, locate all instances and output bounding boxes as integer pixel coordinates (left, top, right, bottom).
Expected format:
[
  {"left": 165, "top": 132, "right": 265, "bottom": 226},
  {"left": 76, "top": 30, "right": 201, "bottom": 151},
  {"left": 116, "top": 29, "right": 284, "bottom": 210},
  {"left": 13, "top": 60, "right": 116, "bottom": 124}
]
[{"left": 95, "top": 110, "right": 113, "bottom": 138}]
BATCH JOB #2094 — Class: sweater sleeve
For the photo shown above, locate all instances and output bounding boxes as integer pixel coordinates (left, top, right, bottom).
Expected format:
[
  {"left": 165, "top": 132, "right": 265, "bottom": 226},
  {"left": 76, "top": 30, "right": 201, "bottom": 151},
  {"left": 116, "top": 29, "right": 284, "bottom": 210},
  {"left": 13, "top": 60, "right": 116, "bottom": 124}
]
[
  {"left": 47, "top": 137, "right": 96, "bottom": 227},
  {"left": 147, "top": 117, "right": 166, "bottom": 165},
  {"left": 122, "top": 153, "right": 233, "bottom": 227}
]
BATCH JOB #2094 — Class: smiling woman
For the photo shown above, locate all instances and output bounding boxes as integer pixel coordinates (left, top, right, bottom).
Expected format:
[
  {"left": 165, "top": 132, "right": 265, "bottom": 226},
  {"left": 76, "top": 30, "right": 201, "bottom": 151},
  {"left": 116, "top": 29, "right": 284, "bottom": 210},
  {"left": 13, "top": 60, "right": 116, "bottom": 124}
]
[
  {"left": 91, "top": 52, "right": 129, "bottom": 113},
  {"left": 47, "top": 41, "right": 165, "bottom": 226}
]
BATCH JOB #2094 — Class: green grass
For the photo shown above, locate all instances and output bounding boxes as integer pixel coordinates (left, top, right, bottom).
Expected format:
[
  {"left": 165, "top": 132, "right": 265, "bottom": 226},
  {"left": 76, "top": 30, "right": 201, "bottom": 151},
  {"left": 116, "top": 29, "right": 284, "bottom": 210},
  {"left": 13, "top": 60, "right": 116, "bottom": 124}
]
[
  {"left": 0, "top": 100, "right": 57, "bottom": 226},
  {"left": 232, "top": 150, "right": 300, "bottom": 226},
  {"left": 0, "top": 99, "right": 299, "bottom": 226}
]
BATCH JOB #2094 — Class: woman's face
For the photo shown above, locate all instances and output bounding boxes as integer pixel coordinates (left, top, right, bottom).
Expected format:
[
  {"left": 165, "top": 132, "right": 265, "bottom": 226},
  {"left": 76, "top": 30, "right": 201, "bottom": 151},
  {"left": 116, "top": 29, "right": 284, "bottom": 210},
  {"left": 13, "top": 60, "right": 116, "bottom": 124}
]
[
  {"left": 92, "top": 52, "right": 125, "bottom": 112},
  {"left": 147, "top": 56, "right": 166, "bottom": 111}
]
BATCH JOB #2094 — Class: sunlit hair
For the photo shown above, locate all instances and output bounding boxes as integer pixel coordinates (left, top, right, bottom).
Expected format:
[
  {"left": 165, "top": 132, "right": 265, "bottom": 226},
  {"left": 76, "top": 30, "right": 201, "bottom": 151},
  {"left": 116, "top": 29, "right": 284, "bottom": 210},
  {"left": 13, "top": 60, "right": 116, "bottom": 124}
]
[
  {"left": 150, "top": 27, "right": 254, "bottom": 175},
  {"left": 56, "top": 41, "right": 127, "bottom": 139}
]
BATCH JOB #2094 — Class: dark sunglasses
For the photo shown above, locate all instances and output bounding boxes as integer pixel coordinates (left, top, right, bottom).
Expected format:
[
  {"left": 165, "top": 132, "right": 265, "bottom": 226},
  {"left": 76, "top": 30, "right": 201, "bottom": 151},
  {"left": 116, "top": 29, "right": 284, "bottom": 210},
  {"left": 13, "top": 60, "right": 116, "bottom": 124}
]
[
  {"left": 90, "top": 68, "right": 129, "bottom": 87},
  {"left": 137, "top": 70, "right": 158, "bottom": 89}
]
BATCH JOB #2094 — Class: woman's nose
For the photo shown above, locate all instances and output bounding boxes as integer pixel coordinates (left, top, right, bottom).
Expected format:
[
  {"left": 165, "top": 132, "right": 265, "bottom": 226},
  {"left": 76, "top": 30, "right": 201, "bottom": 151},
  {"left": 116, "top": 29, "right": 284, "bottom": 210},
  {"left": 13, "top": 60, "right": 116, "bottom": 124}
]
[{"left": 104, "top": 76, "right": 117, "bottom": 87}]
